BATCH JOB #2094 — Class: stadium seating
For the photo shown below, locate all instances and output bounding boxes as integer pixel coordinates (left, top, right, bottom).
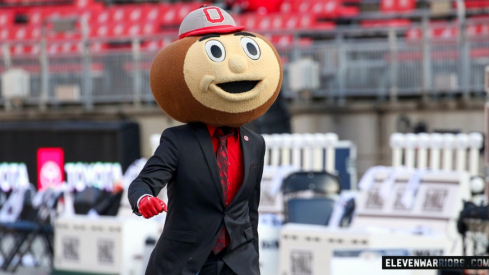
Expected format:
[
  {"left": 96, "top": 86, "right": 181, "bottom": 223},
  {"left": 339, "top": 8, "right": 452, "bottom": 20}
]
[
  {"left": 462, "top": 0, "right": 489, "bottom": 9},
  {"left": 0, "top": 0, "right": 486, "bottom": 57},
  {"left": 380, "top": 0, "right": 415, "bottom": 13},
  {"left": 361, "top": 0, "right": 414, "bottom": 29}
]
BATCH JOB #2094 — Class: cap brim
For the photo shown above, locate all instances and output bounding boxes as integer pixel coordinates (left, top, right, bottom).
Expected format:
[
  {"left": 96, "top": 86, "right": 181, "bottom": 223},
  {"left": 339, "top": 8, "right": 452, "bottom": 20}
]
[{"left": 179, "top": 25, "right": 245, "bottom": 39}]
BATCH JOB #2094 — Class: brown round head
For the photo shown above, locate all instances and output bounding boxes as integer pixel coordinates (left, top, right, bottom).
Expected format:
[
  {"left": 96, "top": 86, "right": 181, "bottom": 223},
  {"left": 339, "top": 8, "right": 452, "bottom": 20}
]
[{"left": 149, "top": 31, "right": 283, "bottom": 127}]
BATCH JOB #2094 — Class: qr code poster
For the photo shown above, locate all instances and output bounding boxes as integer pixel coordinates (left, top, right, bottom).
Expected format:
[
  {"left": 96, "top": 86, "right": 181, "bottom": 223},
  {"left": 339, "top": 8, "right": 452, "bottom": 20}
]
[
  {"left": 97, "top": 238, "right": 115, "bottom": 265},
  {"left": 258, "top": 167, "right": 284, "bottom": 213},
  {"left": 290, "top": 249, "right": 314, "bottom": 275},
  {"left": 62, "top": 236, "right": 80, "bottom": 262}
]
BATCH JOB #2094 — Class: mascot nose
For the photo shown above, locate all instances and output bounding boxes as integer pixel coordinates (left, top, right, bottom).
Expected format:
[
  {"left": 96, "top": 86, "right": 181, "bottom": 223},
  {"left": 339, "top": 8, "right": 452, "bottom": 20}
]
[{"left": 228, "top": 55, "right": 248, "bottom": 74}]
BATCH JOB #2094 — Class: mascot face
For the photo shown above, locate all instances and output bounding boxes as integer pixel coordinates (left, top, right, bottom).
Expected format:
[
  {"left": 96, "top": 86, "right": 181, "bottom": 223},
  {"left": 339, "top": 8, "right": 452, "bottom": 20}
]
[{"left": 150, "top": 7, "right": 282, "bottom": 127}]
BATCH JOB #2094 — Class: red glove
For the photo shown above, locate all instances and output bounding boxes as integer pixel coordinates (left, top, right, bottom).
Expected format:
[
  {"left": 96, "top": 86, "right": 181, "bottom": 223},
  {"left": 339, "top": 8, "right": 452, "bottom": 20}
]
[{"left": 138, "top": 195, "right": 167, "bottom": 219}]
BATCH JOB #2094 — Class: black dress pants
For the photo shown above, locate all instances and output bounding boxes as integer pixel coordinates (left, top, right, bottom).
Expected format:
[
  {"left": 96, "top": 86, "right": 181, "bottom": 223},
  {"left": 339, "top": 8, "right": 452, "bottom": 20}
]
[{"left": 198, "top": 249, "right": 237, "bottom": 275}]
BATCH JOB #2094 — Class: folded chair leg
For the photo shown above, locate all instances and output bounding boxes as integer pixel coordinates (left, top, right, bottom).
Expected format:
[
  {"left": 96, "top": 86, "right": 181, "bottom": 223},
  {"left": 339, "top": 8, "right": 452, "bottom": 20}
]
[
  {"left": 3, "top": 231, "right": 38, "bottom": 273},
  {"left": 42, "top": 233, "right": 54, "bottom": 268},
  {"left": 1, "top": 232, "right": 25, "bottom": 271},
  {"left": 0, "top": 232, "right": 7, "bottom": 260},
  {"left": 11, "top": 232, "right": 40, "bottom": 273}
]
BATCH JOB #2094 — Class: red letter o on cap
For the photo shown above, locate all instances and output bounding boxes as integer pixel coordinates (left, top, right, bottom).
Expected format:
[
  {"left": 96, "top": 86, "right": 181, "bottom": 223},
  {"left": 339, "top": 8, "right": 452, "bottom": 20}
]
[{"left": 203, "top": 7, "right": 224, "bottom": 23}]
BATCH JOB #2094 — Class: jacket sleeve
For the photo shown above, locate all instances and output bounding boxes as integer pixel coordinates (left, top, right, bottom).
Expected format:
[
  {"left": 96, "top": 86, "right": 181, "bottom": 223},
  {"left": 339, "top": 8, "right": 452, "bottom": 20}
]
[
  {"left": 128, "top": 128, "right": 179, "bottom": 215},
  {"left": 249, "top": 135, "right": 265, "bottom": 255}
]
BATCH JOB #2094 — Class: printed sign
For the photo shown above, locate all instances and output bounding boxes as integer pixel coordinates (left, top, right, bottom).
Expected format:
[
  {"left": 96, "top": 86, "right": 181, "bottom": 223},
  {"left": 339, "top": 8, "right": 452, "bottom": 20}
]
[
  {"left": 62, "top": 236, "right": 80, "bottom": 261},
  {"left": 290, "top": 249, "right": 314, "bottom": 275},
  {"left": 356, "top": 171, "right": 464, "bottom": 221},
  {"left": 393, "top": 188, "right": 408, "bottom": 210},
  {"left": 97, "top": 239, "right": 115, "bottom": 265},
  {"left": 365, "top": 188, "right": 383, "bottom": 209},
  {"left": 37, "top": 148, "right": 64, "bottom": 190},
  {"left": 422, "top": 189, "right": 448, "bottom": 212}
]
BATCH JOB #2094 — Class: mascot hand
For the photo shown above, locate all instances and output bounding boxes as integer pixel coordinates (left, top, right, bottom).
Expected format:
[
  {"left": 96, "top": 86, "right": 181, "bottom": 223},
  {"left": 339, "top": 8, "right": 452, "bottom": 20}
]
[{"left": 139, "top": 195, "right": 167, "bottom": 219}]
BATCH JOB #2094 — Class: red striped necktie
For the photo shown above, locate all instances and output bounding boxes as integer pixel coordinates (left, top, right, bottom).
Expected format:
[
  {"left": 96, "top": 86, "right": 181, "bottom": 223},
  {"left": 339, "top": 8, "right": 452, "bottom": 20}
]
[{"left": 212, "top": 127, "right": 235, "bottom": 254}]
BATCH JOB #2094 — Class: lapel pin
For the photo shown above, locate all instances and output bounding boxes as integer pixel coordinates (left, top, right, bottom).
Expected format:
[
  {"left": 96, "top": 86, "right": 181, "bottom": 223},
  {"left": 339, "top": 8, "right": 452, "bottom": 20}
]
[{"left": 244, "top": 135, "right": 249, "bottom": 141}]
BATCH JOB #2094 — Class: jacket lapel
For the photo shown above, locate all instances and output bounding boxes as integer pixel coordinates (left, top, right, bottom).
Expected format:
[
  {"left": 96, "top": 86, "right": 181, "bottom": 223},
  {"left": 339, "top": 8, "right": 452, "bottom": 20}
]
[{"left": 191, "top": 123, "right": 225, "bottom": 206}]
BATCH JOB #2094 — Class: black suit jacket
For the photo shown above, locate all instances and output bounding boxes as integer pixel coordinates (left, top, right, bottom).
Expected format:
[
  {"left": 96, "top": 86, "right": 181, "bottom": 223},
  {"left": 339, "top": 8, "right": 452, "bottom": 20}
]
[{"left": 128, "top": 122, "right": 265, "bottom": 275}]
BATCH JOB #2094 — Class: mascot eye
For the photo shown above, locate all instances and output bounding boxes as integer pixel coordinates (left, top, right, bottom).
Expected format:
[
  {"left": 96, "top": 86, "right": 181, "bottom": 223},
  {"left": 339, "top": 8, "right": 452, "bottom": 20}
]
[
  {"left": 205, "top": 40, "right": 226, "bottom": 62},
  {"left": 241, "top": 37, "right": 260, "bottom": 60}
]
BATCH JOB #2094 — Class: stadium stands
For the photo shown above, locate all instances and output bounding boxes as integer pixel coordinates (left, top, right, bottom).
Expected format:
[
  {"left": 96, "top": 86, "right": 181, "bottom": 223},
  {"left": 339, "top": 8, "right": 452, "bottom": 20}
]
[
  {"left": 0, "top": 0, "right": 487, "bottom": 55},
  {"left": 0, "top": 0, "right": 488, "bottom": 105},
  {"left": 0, "top": 0, "right": 356, "bottom": 53}
]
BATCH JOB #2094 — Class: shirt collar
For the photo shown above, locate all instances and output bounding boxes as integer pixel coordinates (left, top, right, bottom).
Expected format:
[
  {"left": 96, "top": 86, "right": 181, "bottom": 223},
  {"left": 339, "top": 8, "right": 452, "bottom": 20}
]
[{"left": 206, "top": 125, "right": 239, "bottom": 139}]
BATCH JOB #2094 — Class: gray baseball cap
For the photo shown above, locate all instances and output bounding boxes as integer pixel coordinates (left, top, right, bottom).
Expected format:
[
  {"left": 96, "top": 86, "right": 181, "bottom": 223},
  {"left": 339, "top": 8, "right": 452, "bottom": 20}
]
[{"left": 178, "top": 6, "right": 245, "bottom": 39}]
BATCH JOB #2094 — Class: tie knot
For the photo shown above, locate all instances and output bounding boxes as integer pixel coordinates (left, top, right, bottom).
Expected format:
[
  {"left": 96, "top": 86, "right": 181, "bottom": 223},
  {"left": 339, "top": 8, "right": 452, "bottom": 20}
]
[
  {"left": 214, "top": 127, "right": 235, "bottom": 145},
  {"left": 214, "top": 127, "right": 235, "bottom": 137}
]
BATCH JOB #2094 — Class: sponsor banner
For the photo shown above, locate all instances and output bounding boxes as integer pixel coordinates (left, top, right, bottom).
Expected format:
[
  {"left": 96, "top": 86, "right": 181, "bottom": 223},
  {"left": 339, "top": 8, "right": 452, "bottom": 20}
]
[
  {"left": 65, "top": 162, "right": 122, "bottom": 191},
  {"left": 37, "top": 147, "right": 64, "bottom": 191},
  {"left": 0, "top": 162, "right": 30, "bottom": 191}
]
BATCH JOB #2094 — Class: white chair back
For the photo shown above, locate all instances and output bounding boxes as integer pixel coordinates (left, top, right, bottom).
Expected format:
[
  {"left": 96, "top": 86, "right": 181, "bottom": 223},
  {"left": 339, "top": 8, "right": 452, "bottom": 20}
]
[
  {"left": 390, "top": 132, "right": 483, "bottom": 175},
  {"left": 262, "top": 133, "right": 339, "bottom": 174}
]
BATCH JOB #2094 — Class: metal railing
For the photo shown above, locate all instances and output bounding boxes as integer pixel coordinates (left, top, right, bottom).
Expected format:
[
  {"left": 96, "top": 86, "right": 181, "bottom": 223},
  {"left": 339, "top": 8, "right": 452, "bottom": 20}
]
[{"left": 1, "top": 20, "right": 489, "bottom": 110}]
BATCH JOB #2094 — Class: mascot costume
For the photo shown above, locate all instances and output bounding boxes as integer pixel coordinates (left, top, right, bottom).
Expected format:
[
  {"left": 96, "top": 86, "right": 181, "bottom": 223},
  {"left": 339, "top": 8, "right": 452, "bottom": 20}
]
[{"left": 128, "top": 5, "right": 282, "bottom": 275}]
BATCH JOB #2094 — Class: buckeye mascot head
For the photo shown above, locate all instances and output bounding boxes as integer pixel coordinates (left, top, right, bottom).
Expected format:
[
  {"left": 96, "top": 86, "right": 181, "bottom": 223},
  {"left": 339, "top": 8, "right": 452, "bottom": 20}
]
[{"left": 150, "top": 6, "right": 283, "bottom": 127}]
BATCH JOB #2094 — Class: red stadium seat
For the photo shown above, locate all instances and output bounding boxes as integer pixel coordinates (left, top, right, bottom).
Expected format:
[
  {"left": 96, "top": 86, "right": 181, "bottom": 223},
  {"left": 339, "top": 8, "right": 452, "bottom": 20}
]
[
  {"left": 80, "top": 9, "right": 99, "bottom": 24},
  {"left": 280, "top": 0, "right": 355, "bottom": 19},
  {"left": 287, "top": 14, "right": 317, "bottom": 29},
  {"left": 0, "top": 29, "right": 10, "bottom": 41},
  {"left": 0, "top": 11, "right": 14, "bottom": 27},
  {"left": 5, "top": 25, "right": 41, "bottom": 41},
  {"left": 89, "top": 42, "right": 108, "bottom": 53},
  {"left": 238, "top": 13, "right": 329, "bottom": 31},
  {"left": 108, "top": 5, "right": 147, "bottom": 23},
  {"left": 7, "top": 43, "right": 40, "bottom": 56},
  {"left": 406, "top": 22, "right": 459, "bottom": 41},
  {"left": 240, "top": 0, "right": 282, "bottom": 14},
  {"left": 89, "top": 24, "right": 109, "bottom": 38},
  {"left": 337, "top": 6, "right": 360, "bottom": 17},
  {"left": 27, "top": 8, "right": 51, "bottom": 25},
  {"left": 94, "top": 10, "right": 110, "bottom": 25},
  {"left": 74, "top": 0, "right": 103, "bottom": 9},
  {"left": 90, "top": 21, "right": 158, "bottom": 39},
  {"left": 9, "top": 44, "right": 28, "bottom": 56},
  {"left": 46, "top": 41, "right": 81, "bottom": 54},
  {"left": 140, "top": 4, "right": 161, "bottom": 22},
  {"left": 464, "top": 0, "right": 489, "bottom": 9},
  {"left": 467, "top": 16, "right": 489, "bottom": 37},
  {"left": 381, "top": 0, "right": 415, "bottom": 13},
  {"left": 432, "top": 26, "right": 457, "bottom": 39},
  {"left": 159, "top": 3, "right": 179, "bottom": 27}
]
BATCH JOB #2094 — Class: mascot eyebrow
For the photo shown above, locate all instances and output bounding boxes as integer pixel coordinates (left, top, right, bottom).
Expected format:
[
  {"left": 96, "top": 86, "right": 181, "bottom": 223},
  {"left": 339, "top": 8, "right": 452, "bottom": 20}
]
[
  {"left": 199, "top": 34, "right": 221, "bottom": 41},
  {"left": 199, "top": 32, "right": 256, "bottom": 42},
  {"left": 233, "top": 32, "right": 256, "bottom": 37}
]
